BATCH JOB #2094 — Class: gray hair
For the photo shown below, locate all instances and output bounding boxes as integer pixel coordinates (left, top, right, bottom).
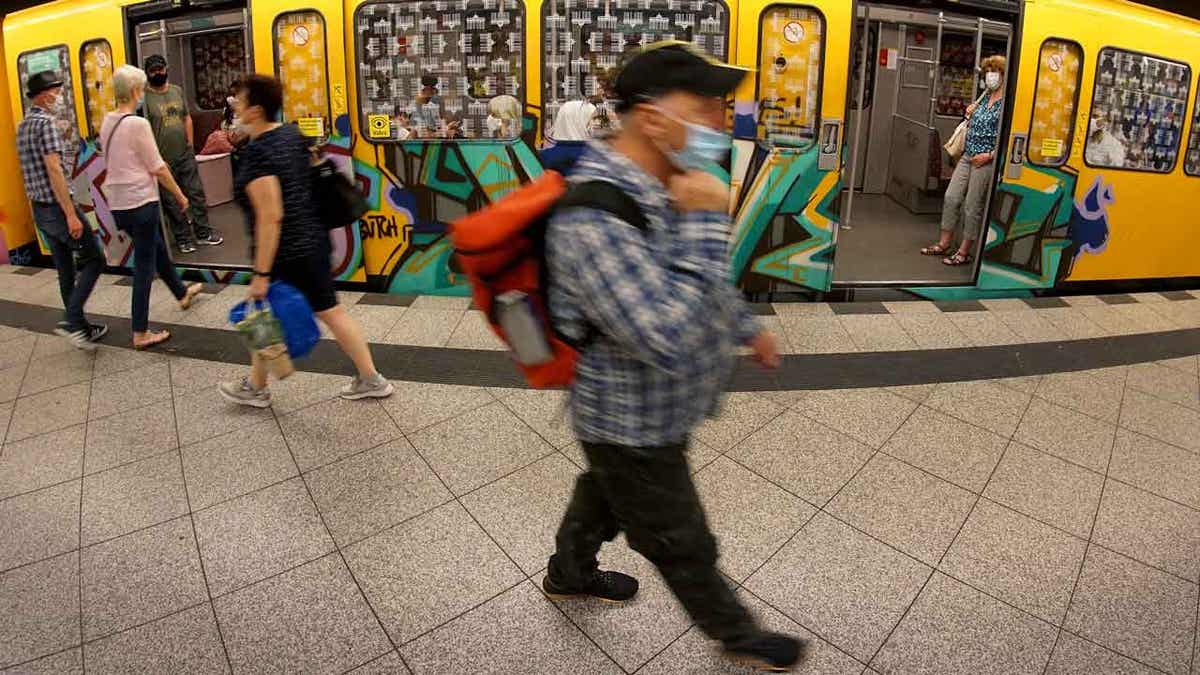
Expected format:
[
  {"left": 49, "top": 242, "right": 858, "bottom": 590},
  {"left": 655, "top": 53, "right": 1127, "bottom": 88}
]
[{"left": 112, "top": 65, "right": 147, "bottom": 104}]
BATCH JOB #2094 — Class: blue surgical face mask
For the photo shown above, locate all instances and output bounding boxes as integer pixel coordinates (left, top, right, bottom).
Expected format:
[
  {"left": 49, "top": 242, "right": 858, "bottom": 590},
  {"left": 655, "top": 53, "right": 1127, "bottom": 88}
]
[{"left": 654, "top": 106, "right": 732, "bottom": 170}]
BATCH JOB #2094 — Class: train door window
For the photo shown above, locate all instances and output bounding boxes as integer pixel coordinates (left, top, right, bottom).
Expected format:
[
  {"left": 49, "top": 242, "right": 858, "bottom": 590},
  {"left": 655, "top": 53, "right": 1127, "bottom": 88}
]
[
  {"left": 756, "top": 6, "right": 823, "bottom": 147},
  {"left": 539, "top": 0, "right": 730, "bottom": 139},
  {"left": 354, "top": 0, "right": 526, "bottom": 141},
  {"left": 1084, "top": 48, "right": 1190, "bottom": 173},
  {"left": 1185, "top": 75, "right": 1200, "bottom": 176},
  {"left": 1028, "top": 39, "right": 1082, "bottom": 166},
  {"left": 80, "top": 40, "right": 116, "bottom": 139},
  {"left": 275, "top": 11, "right": 331, "bottom": 137},
  {"left": 17, "top": 45, "right": 80, "bottom": 172}
]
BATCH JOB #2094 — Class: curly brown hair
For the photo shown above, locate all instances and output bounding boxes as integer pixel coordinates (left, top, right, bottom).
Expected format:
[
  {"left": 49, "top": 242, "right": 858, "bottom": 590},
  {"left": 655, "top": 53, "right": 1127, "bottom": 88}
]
[{"left": 982, "top": 55, "right": 1007, "bottom": 74}]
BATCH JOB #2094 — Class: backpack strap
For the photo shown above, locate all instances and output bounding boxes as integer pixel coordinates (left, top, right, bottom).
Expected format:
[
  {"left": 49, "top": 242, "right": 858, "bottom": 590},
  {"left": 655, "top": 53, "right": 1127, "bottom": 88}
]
[{"left": 554, "top": 180, "right": 648, "bottom": 231}]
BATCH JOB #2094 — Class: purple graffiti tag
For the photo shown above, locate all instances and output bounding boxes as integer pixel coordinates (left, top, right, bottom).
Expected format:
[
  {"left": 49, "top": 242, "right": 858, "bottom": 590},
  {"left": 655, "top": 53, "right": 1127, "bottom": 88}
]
[{"left": 1067, "top": 175, "right": 1114, "bottom": 259}]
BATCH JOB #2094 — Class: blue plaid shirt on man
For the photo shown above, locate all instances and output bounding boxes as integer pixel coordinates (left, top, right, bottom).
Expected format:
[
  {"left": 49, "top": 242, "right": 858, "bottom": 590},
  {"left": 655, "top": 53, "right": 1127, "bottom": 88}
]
[
  {"left": 547, "top": 141, "right": 759, "bottom": 448},
  {"left": 17, "top": 105, "right": 68, "bottom": 204}
]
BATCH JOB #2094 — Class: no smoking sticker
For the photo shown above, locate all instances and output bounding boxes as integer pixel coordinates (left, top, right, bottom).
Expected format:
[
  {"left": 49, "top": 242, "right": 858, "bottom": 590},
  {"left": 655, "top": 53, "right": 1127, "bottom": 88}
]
[
  {"left": 292, "top": 25, "right": 310, "bottom": 46},
  {"left": 1048, "top": 54, "right": 1063, "bottom": 72}
]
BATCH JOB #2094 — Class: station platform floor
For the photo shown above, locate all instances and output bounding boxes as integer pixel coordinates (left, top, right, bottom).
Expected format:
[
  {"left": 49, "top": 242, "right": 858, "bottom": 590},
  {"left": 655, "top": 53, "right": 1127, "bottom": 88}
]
[{"left": 1, "top": 264, "right": 1199, "bottom": 674}]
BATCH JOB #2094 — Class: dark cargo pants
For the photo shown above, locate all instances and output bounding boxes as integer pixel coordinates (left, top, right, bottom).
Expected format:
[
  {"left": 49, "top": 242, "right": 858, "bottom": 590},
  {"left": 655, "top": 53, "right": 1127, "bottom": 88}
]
[
  {"left": 160, "top": 148, "right": 213, "bottom": 247},
  {"left": 547, "top": 440, "right": 757, "bottom": 643}
]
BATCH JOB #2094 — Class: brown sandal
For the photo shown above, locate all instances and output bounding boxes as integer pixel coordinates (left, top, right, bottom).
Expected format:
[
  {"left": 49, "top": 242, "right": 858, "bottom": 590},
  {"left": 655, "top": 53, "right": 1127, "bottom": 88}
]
[
  {"left": 920, "top": 242, "right": 953, "bottom": 256},
  {"left": 133, "top": 330, "right": 171, "bottom": 350},
  {"left": 179, "top": 283, "right": 203, "bottom": 310},
  {"left": 942, "top": 252, "right": 973, "bottom": 266}
]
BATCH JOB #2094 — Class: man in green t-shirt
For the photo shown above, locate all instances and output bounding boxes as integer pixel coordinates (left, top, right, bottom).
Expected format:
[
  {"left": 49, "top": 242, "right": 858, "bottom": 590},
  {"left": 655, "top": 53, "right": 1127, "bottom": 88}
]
[{"left": 142, "top": 54, "right": 223, "bottom": 254}]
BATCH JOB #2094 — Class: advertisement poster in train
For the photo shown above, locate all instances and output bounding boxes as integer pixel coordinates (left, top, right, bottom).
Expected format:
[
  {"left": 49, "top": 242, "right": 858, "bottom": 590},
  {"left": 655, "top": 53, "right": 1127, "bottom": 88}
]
[
  {"left": 276, "top": 11, "right": 331, "bottom": 137},
  {"left": 756, "top": 7, "right": 821, "bottom": 145},
  {"left": 1086, "top": 49, "right": 1189, "bottom": 173},
  {"left": 191, "top": 30, "right": 245, "bottom": 110}
]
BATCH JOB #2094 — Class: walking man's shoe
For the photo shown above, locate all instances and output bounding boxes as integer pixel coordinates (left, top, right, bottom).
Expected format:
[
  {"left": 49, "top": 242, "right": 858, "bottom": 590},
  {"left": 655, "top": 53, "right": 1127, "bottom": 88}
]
[
  {"left": 723, "top": 632, "right": 808, "bottom": 672},
  {"left": 197, "top": 233, "right": 224, "bottom": 246},
  {"left": 542, "top": 570, "right": 639, "bottom": 603},
  {"left": 218, "top": 377, "right": 272, "bottom": 408},
  {"left": 340, "top": 373, "right": 394, "bottom": 400}
]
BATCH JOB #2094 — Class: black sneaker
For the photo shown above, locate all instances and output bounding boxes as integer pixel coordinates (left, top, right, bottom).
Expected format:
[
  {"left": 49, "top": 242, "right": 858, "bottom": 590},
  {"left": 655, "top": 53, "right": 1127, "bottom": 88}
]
[
  {"left": 86, "top": 323, "right": 109, "bottom": 343},
  {"left": 196, "top": 234, "right": 224, "bottom": 246},
  {"left": 723, "top": 632, "right": 808, "bottom": 672},
  {"left": 543, "top": 570, "right": 639, "bottom": 603},
  {"left": 178, "top": 241, "right": 197, "bottom": 254}
]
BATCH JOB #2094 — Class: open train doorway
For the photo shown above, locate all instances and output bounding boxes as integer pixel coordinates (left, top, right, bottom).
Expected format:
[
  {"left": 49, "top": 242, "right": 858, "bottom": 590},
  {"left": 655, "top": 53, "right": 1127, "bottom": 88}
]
[
  {"left": 832, "top": 4, "right": 1012, "bottom": 286},
  {"left": 127, "top": 1, "right": 253, "bottom": 269}
]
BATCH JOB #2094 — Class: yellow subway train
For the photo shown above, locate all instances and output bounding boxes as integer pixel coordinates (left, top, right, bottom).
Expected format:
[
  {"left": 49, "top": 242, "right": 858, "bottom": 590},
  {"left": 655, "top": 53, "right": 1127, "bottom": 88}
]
[{"left": 2, "top": 0, "right": 1198, "bottom": 299}]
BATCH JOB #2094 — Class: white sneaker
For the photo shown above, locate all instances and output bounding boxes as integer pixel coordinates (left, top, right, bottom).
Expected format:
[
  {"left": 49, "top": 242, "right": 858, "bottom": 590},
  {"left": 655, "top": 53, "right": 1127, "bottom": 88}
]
[
  {"left": 340, "top": 374, "right": 394, "bottom": 400},
  {"left": 218, "top": 378, "right": 272, "bottom": 408}
]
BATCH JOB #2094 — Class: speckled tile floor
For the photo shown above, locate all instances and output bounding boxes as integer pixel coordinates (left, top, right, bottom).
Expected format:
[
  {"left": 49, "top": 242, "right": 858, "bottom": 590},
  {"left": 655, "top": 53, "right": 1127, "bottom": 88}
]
[{"left": 1, "top": 271, "right": 1200, "bottom": 673}]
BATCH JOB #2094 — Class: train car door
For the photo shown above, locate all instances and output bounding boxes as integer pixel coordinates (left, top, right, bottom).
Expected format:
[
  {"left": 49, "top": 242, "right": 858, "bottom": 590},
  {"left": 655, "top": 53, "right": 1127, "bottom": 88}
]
[
  {"left": 249, "top": 0, "right": 355, "bottom": 279},
  {"left": 983, "top": 0, "right": 1088, "bottom": 293},
  {"left": 729, "top": 0, "right": 852, "bottom": 296}
]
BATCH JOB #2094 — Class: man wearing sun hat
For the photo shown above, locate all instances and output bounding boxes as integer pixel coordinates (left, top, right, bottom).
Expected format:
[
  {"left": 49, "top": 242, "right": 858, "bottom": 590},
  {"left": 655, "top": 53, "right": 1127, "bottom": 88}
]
[{"left": 540, "top": 42, "right": 802, "bottom": 671}]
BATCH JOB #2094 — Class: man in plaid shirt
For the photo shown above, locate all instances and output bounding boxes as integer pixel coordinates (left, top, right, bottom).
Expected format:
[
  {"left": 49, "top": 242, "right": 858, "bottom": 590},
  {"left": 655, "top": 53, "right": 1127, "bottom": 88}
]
[
  {"left": 17, "top": 70, "right": 106, "bottom": 348},
  {"left": 540, "top": 43, "right": 804, "bottom": 671}
]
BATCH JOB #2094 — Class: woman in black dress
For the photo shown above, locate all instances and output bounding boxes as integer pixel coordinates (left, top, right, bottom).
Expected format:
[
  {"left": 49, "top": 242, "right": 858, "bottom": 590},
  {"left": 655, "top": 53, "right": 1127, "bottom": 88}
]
[{"left": 219, "top": 74, "right": 392, "bottom": 407}]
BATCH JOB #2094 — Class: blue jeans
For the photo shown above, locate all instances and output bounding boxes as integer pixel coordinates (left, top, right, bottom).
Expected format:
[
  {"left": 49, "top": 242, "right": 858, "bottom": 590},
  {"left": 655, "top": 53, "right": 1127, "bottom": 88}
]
[
  {"left": 112, "top": 202, "right": 186, "bottom": 332},
  {"left": 32, "top": 202, "right": 103, "bottom": 332}
]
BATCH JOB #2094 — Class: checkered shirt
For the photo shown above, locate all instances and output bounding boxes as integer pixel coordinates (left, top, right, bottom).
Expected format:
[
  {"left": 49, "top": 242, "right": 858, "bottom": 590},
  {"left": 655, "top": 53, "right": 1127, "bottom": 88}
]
[
  {"left": 546, "top": 141, "right": 760, "bottom": 448},
  {"left": 16, "top": 106, "right": 68, "bottom": 203}
]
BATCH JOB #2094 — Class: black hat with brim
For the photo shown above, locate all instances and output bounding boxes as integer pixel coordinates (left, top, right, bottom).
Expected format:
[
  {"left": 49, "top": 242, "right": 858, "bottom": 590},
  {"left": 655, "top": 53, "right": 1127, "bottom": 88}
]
[
  {"left": 25, "top": 70, "right": 63, "bottom": 98},
  {"left": 613, "top": 40, "right": 750, "bottom": 112}
]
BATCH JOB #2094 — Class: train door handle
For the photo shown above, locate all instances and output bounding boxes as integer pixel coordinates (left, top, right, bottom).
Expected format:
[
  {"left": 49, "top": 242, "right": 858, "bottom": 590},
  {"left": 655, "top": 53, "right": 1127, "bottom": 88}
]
[
  {"left": 818, "top": 120, "right": 841, "bottom": 171},
  {"left": 1007, "top": 133, "right": 1027, "bottom": 179}
]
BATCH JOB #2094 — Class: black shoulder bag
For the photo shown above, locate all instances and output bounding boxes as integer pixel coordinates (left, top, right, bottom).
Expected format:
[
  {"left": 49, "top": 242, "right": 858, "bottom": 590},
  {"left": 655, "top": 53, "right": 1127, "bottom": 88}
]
[{"left": 312, "top": 159, "right": 369, "bottom": 231}]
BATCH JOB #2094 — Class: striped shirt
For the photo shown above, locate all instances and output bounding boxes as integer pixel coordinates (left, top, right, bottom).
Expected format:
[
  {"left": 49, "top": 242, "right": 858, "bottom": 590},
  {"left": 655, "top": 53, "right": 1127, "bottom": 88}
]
[
  {"left": 546, "top": 141, "right": 759, "bottom": 447},
  {"left": 16, "top": 106, "right": 68, "bottom": 204}
]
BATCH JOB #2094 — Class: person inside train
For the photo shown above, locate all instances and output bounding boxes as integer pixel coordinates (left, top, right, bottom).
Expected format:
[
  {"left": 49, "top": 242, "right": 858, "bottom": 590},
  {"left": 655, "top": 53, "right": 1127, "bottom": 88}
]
[
  {"left": 539, "top": 41, "right": 800, "bottom": 672},
  {"left": 539, "top": 99, "right": 596, "bottom": 174},
  {"left": 413, "top": 74, "right": 443, "bottom": 136},
  {"left": 16, "top": 70, "right": 106, "bottom": 349},
  {"left": 486, "top": 94, "right": 522, "bottom": 138},
  {"left": 219, "top": 74, "right": 393, "bottom": 406},
  {"left": 921, "top": 54, "right": 1006, "bottom": 267},
  {"left": 142, "top": 54, "right": 224, "bottom": 254},
  {"left": 199, "top": 96, "right": 248, "bottom": 156},
  {"left": 1086, "top": 110, "right": 1129, "bottom": 168},
  {"left": 100, "top": 65, "right": 205, "bottom": 349}
]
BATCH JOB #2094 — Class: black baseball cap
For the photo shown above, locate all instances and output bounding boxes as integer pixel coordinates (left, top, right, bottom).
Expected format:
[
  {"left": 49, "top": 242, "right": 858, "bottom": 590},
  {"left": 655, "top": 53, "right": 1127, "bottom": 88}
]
[
  {"left": 144, "top": 54, "right": 167, "bottom": 71},
  {"left": 25, "top": 70, "right": 63, "bottom": 98},
  {"left": 613, "top": 40, "right": 749, "bottom": 112}
]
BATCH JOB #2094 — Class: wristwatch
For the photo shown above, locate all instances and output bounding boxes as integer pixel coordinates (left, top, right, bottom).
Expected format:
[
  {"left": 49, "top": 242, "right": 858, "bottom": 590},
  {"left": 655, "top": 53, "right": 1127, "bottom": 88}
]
[{"left": 252, "top": 270, "right": 271, "bottom": 278}]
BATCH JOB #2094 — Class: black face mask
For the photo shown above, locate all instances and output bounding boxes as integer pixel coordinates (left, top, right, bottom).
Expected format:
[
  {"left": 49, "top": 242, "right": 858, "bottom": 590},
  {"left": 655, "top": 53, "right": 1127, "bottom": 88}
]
[{"left": 148, "top": 72, "right": 168, "bottom": 87}]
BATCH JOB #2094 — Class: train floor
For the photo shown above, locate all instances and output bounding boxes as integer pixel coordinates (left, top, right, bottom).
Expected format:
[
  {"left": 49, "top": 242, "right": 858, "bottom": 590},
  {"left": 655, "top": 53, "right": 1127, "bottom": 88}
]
[
  {"left": 2, "top": 265, "right": 1200, "bottom": 674},
  {"left": 165, "top": 201, "right": 252, "bottom": 268},
  {"left": 833, "top": 193, "right": 976, "bottom": 285}
]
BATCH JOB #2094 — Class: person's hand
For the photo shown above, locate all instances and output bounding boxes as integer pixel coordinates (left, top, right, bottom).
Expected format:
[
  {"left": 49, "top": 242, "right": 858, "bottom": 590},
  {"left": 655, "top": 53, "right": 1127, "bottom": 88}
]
[
  {"left": 66, "top": 210, "right": 84, "bottom": 239},
  {"left": 177, "top": 194, "right": 189, "bottom": 213},
  {"left": 248, "top": 275, "right": 269, "bottom": 301},
  {"left": 970, "top": 152, "right": 993, "bottom": 168},
  {"left": 668, "top": 170, "right": 729, "bottom": 213},
  {"left": 750, "top": 330, "right": 781, "bottom": 369},
  {"left": 965, "top": 102, "right": 978, "bottom": 118}
]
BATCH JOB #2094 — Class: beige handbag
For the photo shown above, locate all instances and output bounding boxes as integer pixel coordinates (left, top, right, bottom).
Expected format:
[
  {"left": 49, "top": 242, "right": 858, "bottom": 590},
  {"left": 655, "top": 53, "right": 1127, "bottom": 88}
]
[{"left": 944, "top": 92, "right": 988, "bottom": 161}]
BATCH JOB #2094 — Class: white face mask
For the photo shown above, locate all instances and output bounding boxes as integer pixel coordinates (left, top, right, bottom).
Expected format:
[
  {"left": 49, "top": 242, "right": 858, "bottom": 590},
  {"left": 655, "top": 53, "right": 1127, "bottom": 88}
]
[{"left": 985, "top": 71, "right": 1002, "bottom": 91}]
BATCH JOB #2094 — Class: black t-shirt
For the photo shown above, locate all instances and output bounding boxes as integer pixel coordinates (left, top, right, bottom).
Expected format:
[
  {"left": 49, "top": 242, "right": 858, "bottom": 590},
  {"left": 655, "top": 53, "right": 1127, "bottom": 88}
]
[{"left": 234, "top": 124, "right": 325, "bottom": 264}]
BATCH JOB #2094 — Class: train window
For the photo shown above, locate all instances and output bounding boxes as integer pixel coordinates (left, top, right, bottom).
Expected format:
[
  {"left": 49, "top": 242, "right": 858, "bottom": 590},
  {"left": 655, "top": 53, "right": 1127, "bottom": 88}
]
[
  {"left": 539, "top": 0, "right": 730, "bottom": 138},
  {"left": 1028, "top": 39, "right": 1082, "bottom": 166},
  {"left": 1186, "top": 75, "right": 1200, "bottom": 176},
  {"left": 275, "top": 11, "right": 331, "bottom": 137},
  {"left": 192, "top": 29, "right": 246, "bottom": 111},
  {"left": 756, "top": 6, "right": 824, "bottom": 147},
  {"left": 17, "top": 45, "right": 81, "bottom": 172},
  {"left": 80, "top": 40, "right": 116, "bottom": 140},
  {"left": 354, "top": 0, "right": 526, "bottom": 142},
  {"left": 1084, "top": 48, "right": 1190, "bottom": 173}
]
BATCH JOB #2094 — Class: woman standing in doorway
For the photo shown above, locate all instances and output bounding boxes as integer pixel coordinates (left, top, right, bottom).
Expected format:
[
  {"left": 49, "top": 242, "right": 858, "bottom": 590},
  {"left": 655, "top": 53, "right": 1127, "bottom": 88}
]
[{"left": 921, "top": 55, "right": 1006, "bottom": 266}]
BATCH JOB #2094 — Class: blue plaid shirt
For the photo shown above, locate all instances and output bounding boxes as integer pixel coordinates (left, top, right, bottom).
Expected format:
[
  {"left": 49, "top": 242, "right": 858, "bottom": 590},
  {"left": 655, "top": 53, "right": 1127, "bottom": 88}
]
[
  {"left": 547, "top": 142, "right": 759, "bottom": 447},
  {"left": 16, "top": 105, "right": 68, "bottom": 204}
]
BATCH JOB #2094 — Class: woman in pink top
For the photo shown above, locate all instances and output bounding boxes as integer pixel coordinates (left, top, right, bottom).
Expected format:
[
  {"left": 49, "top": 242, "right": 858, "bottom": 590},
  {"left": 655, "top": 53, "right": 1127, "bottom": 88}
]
[{"left": 101, "top": 65, "right": 202, "bottom": 348}]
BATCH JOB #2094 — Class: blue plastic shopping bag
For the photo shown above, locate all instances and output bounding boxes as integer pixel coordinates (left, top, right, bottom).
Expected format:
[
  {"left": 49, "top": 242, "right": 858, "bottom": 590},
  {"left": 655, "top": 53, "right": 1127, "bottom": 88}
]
[{"left": 228, "top": 281, "right": 320, "bottom": 359}]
